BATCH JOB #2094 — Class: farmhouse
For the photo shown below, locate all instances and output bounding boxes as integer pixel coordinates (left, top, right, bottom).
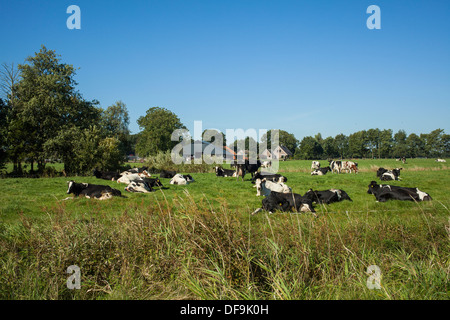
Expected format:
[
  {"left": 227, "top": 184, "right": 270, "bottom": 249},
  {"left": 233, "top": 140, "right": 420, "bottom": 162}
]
[
  {"left": 260, "top": 145, "right": 293, "bottom": 160},
  {"left": 182, "top": 140, "right": 236, "bottom": 162}
]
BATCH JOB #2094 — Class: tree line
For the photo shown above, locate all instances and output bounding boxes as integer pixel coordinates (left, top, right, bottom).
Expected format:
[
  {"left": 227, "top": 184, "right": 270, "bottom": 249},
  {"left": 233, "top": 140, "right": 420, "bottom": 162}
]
[
  {"left": 294, "top": 129, "right": 449, "bottom": 160},
  {"left": 1, "top": 46, "right": 448, "bottom": 176}
]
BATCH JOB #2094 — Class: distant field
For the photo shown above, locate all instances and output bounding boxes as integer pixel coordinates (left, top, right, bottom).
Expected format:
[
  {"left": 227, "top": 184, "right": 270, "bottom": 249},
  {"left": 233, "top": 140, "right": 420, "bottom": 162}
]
[{"left": 0, "top": 159, "right": 449, "bottom": 300}]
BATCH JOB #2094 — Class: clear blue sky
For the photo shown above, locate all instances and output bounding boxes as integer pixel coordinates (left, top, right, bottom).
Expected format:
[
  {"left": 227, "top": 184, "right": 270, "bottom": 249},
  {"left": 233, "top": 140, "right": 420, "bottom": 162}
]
[{"left": 1, "top": 0, "right": 449, "bottom": 142}]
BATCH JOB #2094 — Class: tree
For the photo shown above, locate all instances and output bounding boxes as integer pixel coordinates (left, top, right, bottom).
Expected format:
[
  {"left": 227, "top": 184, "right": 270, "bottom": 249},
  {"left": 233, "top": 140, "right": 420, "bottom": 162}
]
[
  {"left": 406, "top": 133, "right": 424, "bottom": 158},
  {"left": 260, "top": 130, "right": 299, "bottom": 153},
  {"left": 378, "top": 129, "right": 393, "bottom": 158},
  {"left": 366, "top": 128, "right": 380, "bottom": 159},
  {"left": 334, "top": 133, "right": 349, "bottom": 159},
  {"left": 101, "top": 100, "right": 131, "bottom": 156},
  {"left": 136, "top": 107, "right": 186, "bottom": 157},
  {"left": 393, "top": 130, "right": 408, "bottom": 158},
  {"left": 296, "top": 136, "right": 323, "bottom": 160},
  {"left": 0, "top": 62, "right": 20, "bottom": 102},
  {"left": 0, "top": 98, "right": 9, "bottom": 170},
  {"left": 13, "top": 45, "right": 101, "bottom": 172},
  {"left": 348, "top": 130, "right": 368, "bottom": 158},
  {"left": 322, "top": 136, "right": 338, "bottom": 159}
]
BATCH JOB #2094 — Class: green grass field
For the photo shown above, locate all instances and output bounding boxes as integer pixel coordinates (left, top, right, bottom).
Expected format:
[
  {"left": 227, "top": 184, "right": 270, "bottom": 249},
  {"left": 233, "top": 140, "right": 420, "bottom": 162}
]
[{"left": 0, "top": 159, "right": 449, "bottom": 300}]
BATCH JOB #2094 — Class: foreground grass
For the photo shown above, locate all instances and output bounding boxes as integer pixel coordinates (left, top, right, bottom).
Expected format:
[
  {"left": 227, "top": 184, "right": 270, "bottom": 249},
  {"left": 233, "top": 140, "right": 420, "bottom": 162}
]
[{"left": 0, "top": 159, "right": 449, "bottom": 300}]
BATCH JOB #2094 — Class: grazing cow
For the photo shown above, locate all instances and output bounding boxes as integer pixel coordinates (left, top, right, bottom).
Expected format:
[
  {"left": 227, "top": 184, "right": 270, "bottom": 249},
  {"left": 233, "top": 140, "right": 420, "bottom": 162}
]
[
  {"left": 93, "top": 169, "right": 122, "bottom": 181},
  {"left": 377, "top": 167, "right": 402, "bottom": 181},
  {"left": 328, "top": 160, "right": 342, "bottom": 173},
  {"left": 303, "top": 188, "right": 352, "bottom": 204},
  {"left": 311, "top": 161, "right": 320, "bottom": 171},
  {"left": 436, "top": 158, "right": 446, "bottom": 163},
  {"left": 169, "top": 174, "right": 194, "bottom": 185},
  {"left": 367, "top": 181, "right": 432, "bottom": 202},
  {"left": 311, "top": 166, "right": 331, "bottom": 176},
  {"left": 342, "top": 161, "right": 358, "bottom": 173},
  {"left": 125, "top": 181, "right": 153, "bottom": 193},
  {"left": 252, "top": 191, "right": 316, "bottom": 215},
  {"left": 254, "top": 178, "right": 292, "bottom": 197},
  {"left": 329, "top": 160, "right": 358, "bottom": 174},
  {"left": 245, "top": 159, "right": 262, "bottom": 178},
  {"left": 235, "top": 164, "right": 246, "bottom": 181},
  {"left": 65, "top": 181, "right": 124, "bottom": 200},
  {"left": 160, "top": 170, "right": 177, "bottom": 179},
  {"left": 251, "top": 172, "right": 287, "bottom": 184},
  {"left": 214, "top": 166, "right": 237, "bottom": 177}
]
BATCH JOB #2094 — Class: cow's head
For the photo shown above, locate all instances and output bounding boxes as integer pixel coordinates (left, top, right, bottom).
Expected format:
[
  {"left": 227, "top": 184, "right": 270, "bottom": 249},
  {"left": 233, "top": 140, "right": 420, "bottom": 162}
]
[{"left": 367, "top": 181, "right": 380, "bottom": 194}]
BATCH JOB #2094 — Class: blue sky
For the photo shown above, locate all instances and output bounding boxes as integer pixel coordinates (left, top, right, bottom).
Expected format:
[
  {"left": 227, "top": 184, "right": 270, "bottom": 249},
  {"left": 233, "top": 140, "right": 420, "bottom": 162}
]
[{"left": 1, "top": 0, "right": 449, "bottom": 142}]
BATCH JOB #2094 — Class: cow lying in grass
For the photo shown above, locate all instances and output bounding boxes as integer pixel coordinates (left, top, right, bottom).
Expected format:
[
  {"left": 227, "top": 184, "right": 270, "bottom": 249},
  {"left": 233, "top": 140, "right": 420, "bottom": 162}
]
[
  {"left": 64, "top": 181, "right": 125, "bottom": 200},
  {"left": 170, "top": 174, "right": 194, "bottom": 185},
  {"left": 367, "top": 181, "right": 432, "bottom": 202},
  {"left": 254, "top": 178, "right": 291, "bottom": 197},
  {"left": 303, "top": 188, "right": 352, "bottom": 204},
  {"left": 214, "top": 166, "right": 237, "bottom": 177},
  {"left": 251, "top": 172, "right": 287, "bottom": 184},
  {"left": 311, "top": 167, "right": 331, "bottom": 176},
  {"left": 252, "top": 191, "right": 316, "bottom": 215}
]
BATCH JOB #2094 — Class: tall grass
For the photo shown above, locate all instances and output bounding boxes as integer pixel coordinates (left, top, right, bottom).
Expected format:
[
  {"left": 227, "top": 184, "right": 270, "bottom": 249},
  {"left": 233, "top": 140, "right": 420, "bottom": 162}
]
[{"left": 0, "top": 189, "right": 448, "bottom": 300}]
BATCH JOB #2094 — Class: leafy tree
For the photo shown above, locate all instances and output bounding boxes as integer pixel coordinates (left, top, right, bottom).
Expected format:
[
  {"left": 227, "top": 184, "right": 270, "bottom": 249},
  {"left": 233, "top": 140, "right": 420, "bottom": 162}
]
[
  {"left": 0, "top": 98, "right": 9, "bottom": 170},
  {"left": 334, "top": 133, "right": 349, "bottom": 159},
  {"left": 406, "top": 133, "right": 424, "bottom": 158},
  {"left": 377, "top": 129, "right": 392, "bottom": 158},
  {"left": 393, "top": 130, "right": 408, "bottom": 158},
  {"left": 13, "top": 45, "right": 100, "bottom": 172},
  {"left": 366, "top": 128, "right": 380, "bottom": 159},
  {"left": 296, "top": 136, "right": 323, "bottom": 160},
  {"left": 260, "top": 129, "right": 299, "bottom": 153},
  {"left": 101, "top": 100, "right": 131, "bottom": 156},
  {"left": 322, "top": 136, "right": 338, "bottom": 159},
  {"left": 423, "top": 129, "right": 445, "bottom": 157},
  {"left": 136, "top": 107, "right": 186, "bottom": 157},
  {"left": 348, "top": 130, "right": 368, "bottom": 158}
]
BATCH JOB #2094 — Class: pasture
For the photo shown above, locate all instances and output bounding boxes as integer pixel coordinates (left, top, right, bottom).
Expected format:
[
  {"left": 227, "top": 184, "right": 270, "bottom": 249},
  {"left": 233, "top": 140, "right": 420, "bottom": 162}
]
[{"left": 0, "top": 159, "right": 449, "bottom": 300}]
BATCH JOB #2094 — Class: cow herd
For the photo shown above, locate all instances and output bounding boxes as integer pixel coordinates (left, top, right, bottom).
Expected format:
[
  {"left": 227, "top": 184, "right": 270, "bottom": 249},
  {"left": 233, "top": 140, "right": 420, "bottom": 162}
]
[
  {"left": 65, "top": 167, "right": 193, "bottom": 200},
  {"left": 64, "top": 159, "right": 433, "bottom": 215}
]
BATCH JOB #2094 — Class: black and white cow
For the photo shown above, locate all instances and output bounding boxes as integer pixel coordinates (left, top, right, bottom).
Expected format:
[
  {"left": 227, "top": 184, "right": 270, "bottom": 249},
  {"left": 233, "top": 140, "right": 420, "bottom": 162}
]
[
  {"left": 254, "top": 178, "right": 292, "bottom": 197},
  {"left": 170, "top": 174, "right": 194, "bottom": 185},
  {"left": 214, "top": 166, "right": 237, "bottom": 177},
  {"left": 117, "top": 173, "right": 145, "bottom": 185},
  {"left": 376, "top": 167, "right": 402, "bottom": 181},
  {"left": 311, "top": 166, "right": 331, "bottom": 176},
  {"left": 251, "top": 172, "right": 287, "bottom": 184},
  {"left": 125, "top": 181, "right": 153, "bottom": 193},
  {"left": 367, "top": 181, "right": 432, "bottom": 202},
  {"left": 65, "top": 181, "right": 124, "bottom": 200},
  {"left": 245, "top": 159, "right": 262, "bottom": 178},
  {"left": 303, "top": 188, "right": 352, "bottom": 204},
  {"left": 93, "top": 169, "right": 122, "bottom": 181},
  {"left": 142, "top": 177, "right": 164, "bottom": 188},
  {"left": 252, "top": 191, "right": 316, "bottom": 215},
  {"left": 329, "top": 160, "right": 358, "bottom": 174},
  {"left": 311, "top": 161, "right": 320, "bottom": 171},
  {"left": 159, "top": 170, "right": 177, "bottom": 179}
]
